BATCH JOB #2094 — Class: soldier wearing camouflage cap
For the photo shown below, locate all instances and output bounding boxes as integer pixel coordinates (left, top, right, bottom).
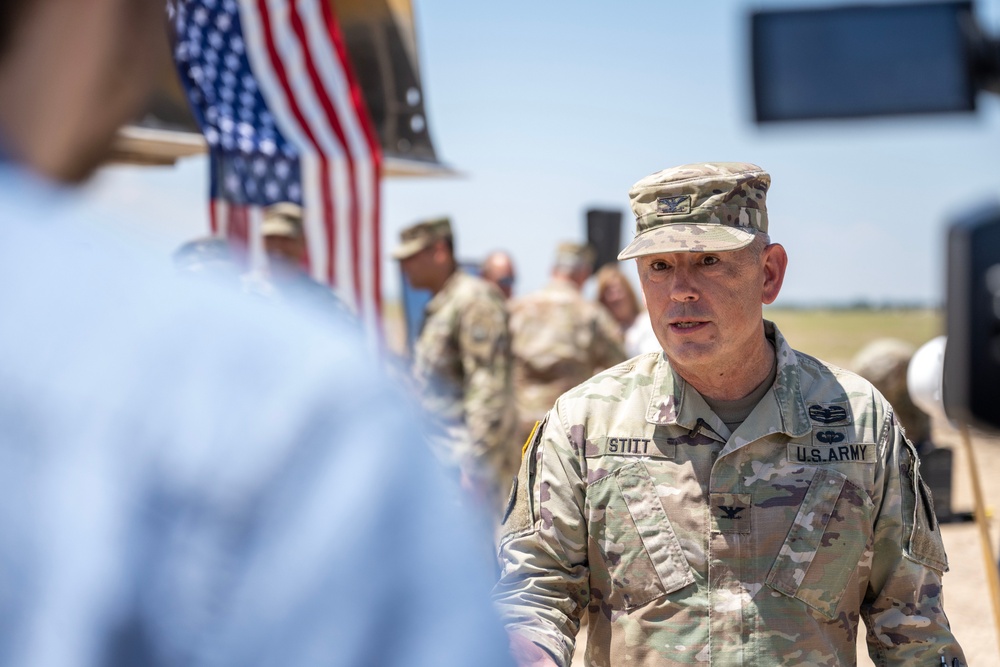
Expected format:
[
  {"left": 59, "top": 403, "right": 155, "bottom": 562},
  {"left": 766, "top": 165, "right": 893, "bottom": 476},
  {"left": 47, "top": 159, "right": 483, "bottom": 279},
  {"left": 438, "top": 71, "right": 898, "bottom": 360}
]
[
  {"left": 494, "top": 162, "right": 965, "bottom": 665},
  {"left": 508, "top": 241, "right": 626, "bottom": 452},
  {"left": 393, "top": 216, "right": 518, "bottom": 515}
]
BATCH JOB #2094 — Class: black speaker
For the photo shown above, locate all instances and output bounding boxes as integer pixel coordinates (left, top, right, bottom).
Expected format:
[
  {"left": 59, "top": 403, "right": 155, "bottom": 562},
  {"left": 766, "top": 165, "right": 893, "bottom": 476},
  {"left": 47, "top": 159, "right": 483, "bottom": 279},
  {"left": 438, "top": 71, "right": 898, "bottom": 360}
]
[
  {"left": 586, "top": 209, "right": 623, "bottom": 272},
  {"left": 944, "top": 201, "right": 1000, "bottom": 431}
]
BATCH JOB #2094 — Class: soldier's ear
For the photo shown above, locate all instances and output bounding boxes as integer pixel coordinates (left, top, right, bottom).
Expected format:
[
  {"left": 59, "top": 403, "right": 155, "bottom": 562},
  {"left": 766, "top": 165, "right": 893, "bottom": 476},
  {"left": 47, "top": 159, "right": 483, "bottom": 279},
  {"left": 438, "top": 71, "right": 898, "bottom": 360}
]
[{"left": 761, "top": 243, "right": 787, "bottom": 305}]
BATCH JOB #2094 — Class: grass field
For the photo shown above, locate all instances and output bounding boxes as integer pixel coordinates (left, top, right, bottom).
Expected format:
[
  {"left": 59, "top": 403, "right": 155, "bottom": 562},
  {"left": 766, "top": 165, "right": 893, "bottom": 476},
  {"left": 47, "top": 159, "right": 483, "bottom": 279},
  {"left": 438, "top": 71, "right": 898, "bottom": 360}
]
[{"left": 763, "top": 307, "right": 943, "bottom": 370}]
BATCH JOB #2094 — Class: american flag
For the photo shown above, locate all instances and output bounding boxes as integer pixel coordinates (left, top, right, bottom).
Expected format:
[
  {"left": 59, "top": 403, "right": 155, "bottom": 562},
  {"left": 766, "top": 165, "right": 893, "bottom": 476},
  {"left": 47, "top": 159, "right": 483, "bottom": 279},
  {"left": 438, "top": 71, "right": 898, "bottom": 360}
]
[{"left": 171, "top": 0, "right": 383, "bottom": 331}]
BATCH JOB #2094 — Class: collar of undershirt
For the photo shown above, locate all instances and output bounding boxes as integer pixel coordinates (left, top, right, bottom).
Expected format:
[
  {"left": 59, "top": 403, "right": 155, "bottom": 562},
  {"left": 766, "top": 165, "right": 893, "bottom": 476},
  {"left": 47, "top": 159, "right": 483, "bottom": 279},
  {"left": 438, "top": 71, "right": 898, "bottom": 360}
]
[{"left": 702, "top": 341, "right": 778, "bottom": 432}]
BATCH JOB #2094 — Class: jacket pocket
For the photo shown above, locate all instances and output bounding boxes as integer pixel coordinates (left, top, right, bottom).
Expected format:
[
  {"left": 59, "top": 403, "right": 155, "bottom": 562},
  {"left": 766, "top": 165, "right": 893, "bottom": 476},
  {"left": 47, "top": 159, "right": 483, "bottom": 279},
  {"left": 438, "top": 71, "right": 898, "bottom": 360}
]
[
  {"left": 589, "top": 461, "right": 695, "bottom": 610},
  {"left": 765, "top": 468, "right": 874, "bottom": 618}
]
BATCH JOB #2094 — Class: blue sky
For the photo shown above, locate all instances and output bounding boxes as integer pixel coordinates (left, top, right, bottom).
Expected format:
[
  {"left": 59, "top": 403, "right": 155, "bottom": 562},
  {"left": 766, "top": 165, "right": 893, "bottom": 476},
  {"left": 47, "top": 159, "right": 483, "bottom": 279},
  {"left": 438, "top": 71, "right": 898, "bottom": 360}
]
[{"left": 85, "top": 0, "right": 1000, "bottom": 307}]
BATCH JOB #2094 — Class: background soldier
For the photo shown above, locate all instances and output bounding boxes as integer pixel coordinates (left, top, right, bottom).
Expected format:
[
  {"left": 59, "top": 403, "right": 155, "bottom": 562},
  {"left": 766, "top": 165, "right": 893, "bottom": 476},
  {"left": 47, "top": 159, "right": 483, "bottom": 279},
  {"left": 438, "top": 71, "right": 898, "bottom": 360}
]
[
  {"left": 494, "top": 162, "right": 964, "bottom": 666},
  {"left": 508, "top": 242, "right": 626, "bottom": 448},
  {"left": 393, "top": 217, "right": 518, "bottom": 512},
  {"left": 481, "top": 249, "right": 517, "bottom": 300}
]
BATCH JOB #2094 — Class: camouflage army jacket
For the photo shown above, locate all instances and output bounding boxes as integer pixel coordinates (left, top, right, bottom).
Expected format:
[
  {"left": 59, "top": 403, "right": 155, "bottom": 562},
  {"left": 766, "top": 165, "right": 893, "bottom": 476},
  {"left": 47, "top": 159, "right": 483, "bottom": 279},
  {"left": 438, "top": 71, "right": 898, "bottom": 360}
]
[
  {"left": 494, "top": 322, "right": 964, "bottom": 666},
  {"left": 413, "top": 270, "right": 516, "bottom": 483},
  {"left": 509, "top": 279, "right": 626, "bottom": 430}
]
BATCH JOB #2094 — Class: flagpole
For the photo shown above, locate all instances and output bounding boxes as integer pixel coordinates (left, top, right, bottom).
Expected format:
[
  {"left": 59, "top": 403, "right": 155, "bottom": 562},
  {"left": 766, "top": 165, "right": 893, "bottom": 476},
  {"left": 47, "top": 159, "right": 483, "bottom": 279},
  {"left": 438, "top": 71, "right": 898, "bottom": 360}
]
[{"left": 958, "top": 422, "right": 1000, "bottom": 654}]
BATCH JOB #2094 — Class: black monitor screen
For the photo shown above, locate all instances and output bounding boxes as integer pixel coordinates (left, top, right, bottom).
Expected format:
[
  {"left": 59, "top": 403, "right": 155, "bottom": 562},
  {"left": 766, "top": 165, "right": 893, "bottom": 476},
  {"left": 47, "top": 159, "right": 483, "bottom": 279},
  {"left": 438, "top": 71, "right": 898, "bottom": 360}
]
[{"left": 752, "top": 1, "right": 976, "bottom": 122}]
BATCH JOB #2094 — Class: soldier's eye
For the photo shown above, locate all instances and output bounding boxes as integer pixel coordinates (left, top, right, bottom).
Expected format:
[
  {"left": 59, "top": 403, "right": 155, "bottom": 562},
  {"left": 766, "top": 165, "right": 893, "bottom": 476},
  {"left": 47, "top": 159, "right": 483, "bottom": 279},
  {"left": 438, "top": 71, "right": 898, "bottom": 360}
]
[
  {"left": 650, "top": 260, "right": 668, "bottom": 271},
  {"left": 703, "top": 255, "right": 720, "bottom": 266}
]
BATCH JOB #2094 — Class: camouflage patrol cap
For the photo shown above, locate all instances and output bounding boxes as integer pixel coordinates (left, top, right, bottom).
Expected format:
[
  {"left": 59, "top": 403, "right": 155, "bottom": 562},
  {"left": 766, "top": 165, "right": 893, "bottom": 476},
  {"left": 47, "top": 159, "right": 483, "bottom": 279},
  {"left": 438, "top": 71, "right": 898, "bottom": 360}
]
[
  {"left": 617, "top": 162, "right": 770, "bottom": 260},
  {"left": 554, "top": 241, "right": 595, "bottom": 271},
  {"left": 391, "top": 216, "right": 453, "bottom": 260},
  {"left": 261, "top": 202, "right": 305, "bottom": 239}
]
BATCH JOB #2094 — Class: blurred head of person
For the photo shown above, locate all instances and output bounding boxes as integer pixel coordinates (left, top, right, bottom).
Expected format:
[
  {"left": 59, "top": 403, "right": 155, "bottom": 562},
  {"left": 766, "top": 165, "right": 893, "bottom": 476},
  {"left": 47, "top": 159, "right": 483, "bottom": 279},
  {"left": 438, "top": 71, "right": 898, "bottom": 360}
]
[
  {"left": 0, "top": 0, "right": 168, "bottom": 183},
  {"left": 480, "top": 250, "right": 516, "bottom": 299},
  {"left": 596, "top": 264, "right": 641, "bottom": 331},
  {"left": 262, "top": 202, "right": 309, "bottom": 271},
  {"left": 552, "top": 241, "right": 595, "bottom": 289},
  {"left": 392, "top": 216, "right": 456, "bottom": 294}
]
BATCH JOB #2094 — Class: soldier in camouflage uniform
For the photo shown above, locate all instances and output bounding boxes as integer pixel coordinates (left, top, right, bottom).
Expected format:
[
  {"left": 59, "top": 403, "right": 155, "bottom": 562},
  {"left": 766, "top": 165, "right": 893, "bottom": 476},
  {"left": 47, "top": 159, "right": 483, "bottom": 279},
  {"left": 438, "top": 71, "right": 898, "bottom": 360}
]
[
  {"left": 393, "top": 217, "right": 518, "bottom": 513},
  {"left": 494, "top": 163, "right": 965, "bottom": 666},
  {"left": 509, "top": 242, "right": 627, "bottom": 449}
]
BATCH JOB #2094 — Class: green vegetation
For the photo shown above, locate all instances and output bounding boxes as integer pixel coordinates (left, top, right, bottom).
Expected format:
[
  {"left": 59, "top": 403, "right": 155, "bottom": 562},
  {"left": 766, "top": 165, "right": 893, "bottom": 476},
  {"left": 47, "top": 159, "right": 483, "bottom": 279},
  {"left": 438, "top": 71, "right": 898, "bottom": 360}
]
[{"left": 764, "top": 307, "right": 943, "bottom": 370}]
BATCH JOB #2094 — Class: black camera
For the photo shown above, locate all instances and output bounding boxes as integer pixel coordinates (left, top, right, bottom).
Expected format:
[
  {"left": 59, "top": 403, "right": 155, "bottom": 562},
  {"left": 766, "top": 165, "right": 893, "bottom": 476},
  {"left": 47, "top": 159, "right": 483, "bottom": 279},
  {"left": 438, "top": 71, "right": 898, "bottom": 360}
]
[{"left": 751, "top": 0, "right": 1000, "bottom": 431}]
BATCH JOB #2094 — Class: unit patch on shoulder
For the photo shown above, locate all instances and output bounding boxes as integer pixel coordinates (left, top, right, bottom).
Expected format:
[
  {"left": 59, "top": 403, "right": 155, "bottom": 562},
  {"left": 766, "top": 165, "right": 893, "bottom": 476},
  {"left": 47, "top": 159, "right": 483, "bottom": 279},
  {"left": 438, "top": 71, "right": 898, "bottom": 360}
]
[{"left": 808, "top": 402, "right": 851, "bottom": 425}]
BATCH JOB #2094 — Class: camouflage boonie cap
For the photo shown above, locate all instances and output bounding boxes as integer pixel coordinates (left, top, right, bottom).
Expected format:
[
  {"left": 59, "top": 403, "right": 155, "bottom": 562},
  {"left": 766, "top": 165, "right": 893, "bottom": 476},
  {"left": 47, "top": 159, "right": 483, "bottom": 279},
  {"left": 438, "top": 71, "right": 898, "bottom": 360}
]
[
  {"left": 261, "top": 202, "right": 305, "bottom": 239},
  {"left": 617, "top": 162, "right": 770, "bottom": 260},
  {"left": 391, "top": 216, "right": 453, "bottom": 260}
]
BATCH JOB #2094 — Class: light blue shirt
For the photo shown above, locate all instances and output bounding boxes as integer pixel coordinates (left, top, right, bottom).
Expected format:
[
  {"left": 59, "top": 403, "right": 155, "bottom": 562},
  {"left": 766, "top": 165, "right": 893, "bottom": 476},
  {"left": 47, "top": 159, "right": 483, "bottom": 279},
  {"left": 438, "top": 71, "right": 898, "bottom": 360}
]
[{"left": 0, "top": 166, "right": 512, "bottom": 667}]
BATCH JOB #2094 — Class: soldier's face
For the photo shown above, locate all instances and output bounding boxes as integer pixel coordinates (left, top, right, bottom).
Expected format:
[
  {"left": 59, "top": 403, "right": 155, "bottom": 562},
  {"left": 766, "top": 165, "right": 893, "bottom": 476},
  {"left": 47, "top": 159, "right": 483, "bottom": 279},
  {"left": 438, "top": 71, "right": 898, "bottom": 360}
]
[
  {"left": 637, "top": 242, "right": 786, "bottom": 378},
  {"left": 400, "top": 244, "right": 436, "bottom": 290},
  {"left": 265, "top": 235, "right": 308, "bottom": 271}
]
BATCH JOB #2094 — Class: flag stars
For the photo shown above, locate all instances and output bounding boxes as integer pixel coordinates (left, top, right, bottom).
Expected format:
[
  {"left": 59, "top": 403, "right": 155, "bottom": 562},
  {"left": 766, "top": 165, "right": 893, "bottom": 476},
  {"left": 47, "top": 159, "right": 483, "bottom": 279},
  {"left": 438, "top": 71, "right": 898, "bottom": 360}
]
[
  {"left": 215, "top": 12, "right": 232, "bottom": 31},
  {"left": 224, "top": 172, "right": 241, "bottom": 195},
  {"left": 265, "top": 181, "right": 281, "bottom": 200}
]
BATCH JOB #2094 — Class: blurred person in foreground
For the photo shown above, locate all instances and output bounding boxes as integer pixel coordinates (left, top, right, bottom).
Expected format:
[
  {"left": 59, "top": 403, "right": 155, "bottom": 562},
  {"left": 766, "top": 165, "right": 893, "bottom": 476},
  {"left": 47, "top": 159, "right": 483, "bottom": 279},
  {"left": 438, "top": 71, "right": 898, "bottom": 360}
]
[
  {"left": 0, "top": 2, "right": 512, "bottom": 666},
  {"left": 595, "top": 263, "right": 659, "bottom": 357},
  {"left": 494, "top": 163, "right": 964, "bottom": 666},
  {"left": 393, "top": 217, "right": 518, "bottom": 516},
  {"left": 173, "top": 236, "right": 244, "bottom": 282},
  {"left": 481, "top": 249, "right": 517, "bottom": 300},
  {"left": 508, "top": 242, "right": 626, "bottom": 449}
]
